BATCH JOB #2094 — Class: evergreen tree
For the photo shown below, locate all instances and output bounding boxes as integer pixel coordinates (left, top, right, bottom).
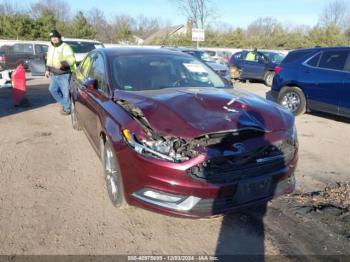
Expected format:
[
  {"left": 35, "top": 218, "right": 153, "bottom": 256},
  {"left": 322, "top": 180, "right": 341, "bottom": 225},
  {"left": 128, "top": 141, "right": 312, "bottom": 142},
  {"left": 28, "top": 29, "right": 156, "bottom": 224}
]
[{"left": 70, "top": 11, "right": 96, "bottom": 39}]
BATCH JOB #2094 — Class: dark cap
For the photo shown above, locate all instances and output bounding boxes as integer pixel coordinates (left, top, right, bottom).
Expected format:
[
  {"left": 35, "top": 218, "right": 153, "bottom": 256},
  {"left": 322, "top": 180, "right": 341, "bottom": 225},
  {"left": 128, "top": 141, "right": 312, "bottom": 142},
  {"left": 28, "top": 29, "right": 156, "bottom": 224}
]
[{"left": 49, "top": 30, "right": 61, "bottom": 38}]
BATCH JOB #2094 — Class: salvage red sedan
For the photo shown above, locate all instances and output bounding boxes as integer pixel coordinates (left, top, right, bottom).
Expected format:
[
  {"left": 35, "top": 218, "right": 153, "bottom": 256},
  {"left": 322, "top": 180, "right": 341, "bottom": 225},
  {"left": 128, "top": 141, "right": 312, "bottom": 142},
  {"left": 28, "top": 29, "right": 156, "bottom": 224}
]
[{"left": 69, "top": 48, "right": 298, "bottom": 218}]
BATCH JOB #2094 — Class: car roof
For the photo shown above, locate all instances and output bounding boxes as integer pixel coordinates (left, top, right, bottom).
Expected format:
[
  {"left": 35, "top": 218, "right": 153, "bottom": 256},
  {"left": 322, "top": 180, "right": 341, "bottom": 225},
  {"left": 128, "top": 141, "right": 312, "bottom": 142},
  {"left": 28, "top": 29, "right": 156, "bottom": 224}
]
[
  {"left": 99, "top": 47, "right": 192, "bottom": 57},
  {"left": 290, "top": 46, "right": 350, "bottom": 53},
  {"left": 62, "top": 38, "right": 102, "bottom": 44},
  {"left": 179, "top": 48, "right": 203, "bottom": 52}
]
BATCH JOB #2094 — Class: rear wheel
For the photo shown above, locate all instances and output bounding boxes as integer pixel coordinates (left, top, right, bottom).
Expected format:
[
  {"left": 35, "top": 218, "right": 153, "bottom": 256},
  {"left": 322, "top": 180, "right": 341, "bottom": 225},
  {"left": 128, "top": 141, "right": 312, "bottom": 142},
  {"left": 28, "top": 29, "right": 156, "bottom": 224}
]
[
  {"left": 278, "top": 86, "right": 306, "bottom": 116},
  {"left": 70, "top": 99, "right": 81, "bottom": 130},
  {"left": 102, "top": 139, "right": 127, "bottom": 208},
  {"left": 264, "top": 71, "right": 275, "bottom": 87}
]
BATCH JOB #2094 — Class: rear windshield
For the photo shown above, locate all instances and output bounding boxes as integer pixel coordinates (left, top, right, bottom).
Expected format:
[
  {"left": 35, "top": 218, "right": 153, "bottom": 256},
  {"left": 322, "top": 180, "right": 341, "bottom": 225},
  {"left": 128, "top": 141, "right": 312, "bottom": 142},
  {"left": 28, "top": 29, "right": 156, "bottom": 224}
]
[
  {"left": 182, "top": 50, "right": 216, "bottom": 63},
  {"left": 65, "top": 41, "right": 103, "bottom": 53},
  {"left": 205, "top": 50, "right": 216, "bottom": 56},
  {"left": 282, "top": 50, "right": 313, "bottom": 64},
  {"left": 262, "top": 52, "right": 285, "bottom": 64}
]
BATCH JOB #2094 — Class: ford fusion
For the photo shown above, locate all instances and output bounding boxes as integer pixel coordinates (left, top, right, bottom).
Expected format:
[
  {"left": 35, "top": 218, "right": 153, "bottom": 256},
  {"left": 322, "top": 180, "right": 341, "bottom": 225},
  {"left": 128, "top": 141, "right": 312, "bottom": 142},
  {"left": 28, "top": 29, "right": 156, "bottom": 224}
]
[{"left": 69, "top": 48, "right": 298, "bottom": 218}]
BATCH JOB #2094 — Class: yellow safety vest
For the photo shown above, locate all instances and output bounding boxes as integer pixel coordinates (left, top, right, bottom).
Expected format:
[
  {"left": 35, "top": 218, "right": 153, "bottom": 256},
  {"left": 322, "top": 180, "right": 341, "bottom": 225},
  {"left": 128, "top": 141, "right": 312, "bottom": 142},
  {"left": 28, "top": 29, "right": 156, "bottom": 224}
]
[
  {"left": 46, "top": 42, "right": 76, "bottom": 72},
  {"left": 246, "top": 52, "right": 256, "bottom": 61}
]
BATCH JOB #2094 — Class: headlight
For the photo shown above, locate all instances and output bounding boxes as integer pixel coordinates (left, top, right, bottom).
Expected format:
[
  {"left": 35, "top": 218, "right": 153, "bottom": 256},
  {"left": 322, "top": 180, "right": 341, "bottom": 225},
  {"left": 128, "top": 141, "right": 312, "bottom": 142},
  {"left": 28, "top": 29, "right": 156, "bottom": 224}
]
[{"left": 122, "top": 129, "right": 189, "bottom": 162}]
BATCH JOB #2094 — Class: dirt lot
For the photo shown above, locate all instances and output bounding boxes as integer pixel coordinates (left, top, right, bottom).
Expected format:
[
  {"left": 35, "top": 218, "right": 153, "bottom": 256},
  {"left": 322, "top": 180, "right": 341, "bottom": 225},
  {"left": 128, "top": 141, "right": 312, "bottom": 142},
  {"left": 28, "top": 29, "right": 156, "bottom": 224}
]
[{"left": 0, "top": 77, "right": 349, "bottom": 258}]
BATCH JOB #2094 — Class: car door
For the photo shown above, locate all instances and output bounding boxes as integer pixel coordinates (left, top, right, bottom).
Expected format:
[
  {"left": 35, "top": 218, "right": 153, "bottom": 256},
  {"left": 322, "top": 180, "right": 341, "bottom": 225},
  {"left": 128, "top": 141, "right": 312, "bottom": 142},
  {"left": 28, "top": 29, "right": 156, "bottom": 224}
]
[
  {"left": 29, "top": 44, "right": 49, "bottom": 76},
  {"left": 340, "top": 51, "right": 350, "bottom": 117},
  {"left": 80, "top": 52, "right": 109, "bottom": 148},
  {"left": 241, "top": 52, "right": 266, "bottom": 80},
  {"left": 71, "top": 54, "right": 93, "bottom": 134},
  {"left": 301, "top": 50, "right": 349, "bottom": 115}
]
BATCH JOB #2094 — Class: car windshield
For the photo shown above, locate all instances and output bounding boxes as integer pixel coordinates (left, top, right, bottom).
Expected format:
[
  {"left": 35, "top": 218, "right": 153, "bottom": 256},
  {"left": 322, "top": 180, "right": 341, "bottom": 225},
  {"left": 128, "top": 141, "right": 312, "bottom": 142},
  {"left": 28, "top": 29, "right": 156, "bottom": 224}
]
[
  {"left": 65, "top": 41, "right": 103, "bottom": 53},
  {"left": 262, "top": 52, "right": 285, "bottom": 64},
  {"left": 112, "top": 54, "right": 227, "bottom": 91}
]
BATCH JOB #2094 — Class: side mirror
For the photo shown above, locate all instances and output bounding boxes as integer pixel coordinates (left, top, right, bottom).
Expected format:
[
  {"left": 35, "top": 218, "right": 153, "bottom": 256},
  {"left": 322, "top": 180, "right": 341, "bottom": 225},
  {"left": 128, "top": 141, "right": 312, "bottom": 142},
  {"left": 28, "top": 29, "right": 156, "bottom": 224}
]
[{"left": 83, "top": 78, "right": 98, "bottom": 90}]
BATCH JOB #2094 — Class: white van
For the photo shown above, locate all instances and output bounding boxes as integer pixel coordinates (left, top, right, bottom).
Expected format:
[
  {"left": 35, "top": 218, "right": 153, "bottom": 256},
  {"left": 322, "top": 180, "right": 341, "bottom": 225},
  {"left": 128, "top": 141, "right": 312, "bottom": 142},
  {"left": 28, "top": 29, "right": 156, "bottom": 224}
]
[{"left": 62, "top": 38, "right": 104, "bottom": 64}]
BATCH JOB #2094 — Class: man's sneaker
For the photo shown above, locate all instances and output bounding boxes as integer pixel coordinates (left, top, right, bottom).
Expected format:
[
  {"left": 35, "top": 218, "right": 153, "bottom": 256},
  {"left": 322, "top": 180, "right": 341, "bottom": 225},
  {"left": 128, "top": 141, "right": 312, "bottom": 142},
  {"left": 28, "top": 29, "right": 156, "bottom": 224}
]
[{"left": 60, "top": 108, "right": 70, "bottom": 115}]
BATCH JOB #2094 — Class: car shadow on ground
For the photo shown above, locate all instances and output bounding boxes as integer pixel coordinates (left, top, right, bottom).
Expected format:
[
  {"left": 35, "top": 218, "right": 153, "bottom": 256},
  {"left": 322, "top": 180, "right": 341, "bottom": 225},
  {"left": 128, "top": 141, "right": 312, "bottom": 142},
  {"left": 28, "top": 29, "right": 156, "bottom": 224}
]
[
  {"left": 307, "top": 111, "right": 350, "bottom": 124},
  {"left": 0, "top": 83, "right": 54, "bottom": 118},
  {"left": 215, "top": 208, "right": 268, "bottom": 260},
  {"left": 214, "top": 110, "right": 288, "bottom": 261}
]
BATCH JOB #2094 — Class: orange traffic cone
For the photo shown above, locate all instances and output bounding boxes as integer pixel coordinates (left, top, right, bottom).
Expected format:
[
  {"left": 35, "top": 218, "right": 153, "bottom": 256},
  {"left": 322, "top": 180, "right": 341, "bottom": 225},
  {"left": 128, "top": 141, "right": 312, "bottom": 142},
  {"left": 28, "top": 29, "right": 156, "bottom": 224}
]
[{"left": 12, "top": 64, "right": 30, "bottom": 107}]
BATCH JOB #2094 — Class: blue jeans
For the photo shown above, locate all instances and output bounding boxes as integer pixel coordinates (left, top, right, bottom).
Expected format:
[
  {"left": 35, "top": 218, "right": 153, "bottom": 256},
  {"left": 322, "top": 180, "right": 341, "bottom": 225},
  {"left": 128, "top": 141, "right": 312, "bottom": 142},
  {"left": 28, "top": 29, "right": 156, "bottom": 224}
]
[{"left": 49, "top": 74, "right": 71, "bottom": 112}]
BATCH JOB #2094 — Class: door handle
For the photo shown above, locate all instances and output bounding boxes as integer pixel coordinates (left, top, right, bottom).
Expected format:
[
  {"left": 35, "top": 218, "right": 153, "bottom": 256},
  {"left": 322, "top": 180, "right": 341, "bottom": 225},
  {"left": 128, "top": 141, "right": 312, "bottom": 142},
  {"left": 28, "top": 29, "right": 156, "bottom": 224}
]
[{"left": 303, "top": 69, "right": 311, "bottom": 74}]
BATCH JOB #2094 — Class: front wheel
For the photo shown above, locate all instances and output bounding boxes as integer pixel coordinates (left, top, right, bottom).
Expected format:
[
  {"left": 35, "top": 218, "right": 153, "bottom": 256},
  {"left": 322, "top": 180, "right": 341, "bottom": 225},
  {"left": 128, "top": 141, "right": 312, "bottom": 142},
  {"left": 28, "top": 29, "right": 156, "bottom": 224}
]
[
  {"left": 278, "top": 86, "right": 306, "bottom": 116},
  {"left": 264, "top": 71, "right": 275, "bottom": 87},
  {"left": 102, "top": 139, "right": 127, "bottom": 208}
]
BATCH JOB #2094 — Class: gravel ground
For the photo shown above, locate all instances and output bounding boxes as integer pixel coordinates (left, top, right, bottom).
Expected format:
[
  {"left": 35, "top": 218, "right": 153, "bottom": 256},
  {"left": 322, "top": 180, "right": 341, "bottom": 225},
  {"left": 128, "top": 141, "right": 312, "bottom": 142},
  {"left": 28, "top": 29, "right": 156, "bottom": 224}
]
[{"left": 0, "top": 77, "right": 349, "bottom": 258}]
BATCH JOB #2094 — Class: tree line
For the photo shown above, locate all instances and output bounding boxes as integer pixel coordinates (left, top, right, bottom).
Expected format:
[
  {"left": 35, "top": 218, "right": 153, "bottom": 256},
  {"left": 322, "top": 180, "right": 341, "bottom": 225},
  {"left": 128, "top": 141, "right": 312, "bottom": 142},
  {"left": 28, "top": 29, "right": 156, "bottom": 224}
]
[
  {"left": 0, "top": 0, "right": 168, "bottom": 43},
  {"left": 0, "top": 0, "right": 349, "bottom": 49}
]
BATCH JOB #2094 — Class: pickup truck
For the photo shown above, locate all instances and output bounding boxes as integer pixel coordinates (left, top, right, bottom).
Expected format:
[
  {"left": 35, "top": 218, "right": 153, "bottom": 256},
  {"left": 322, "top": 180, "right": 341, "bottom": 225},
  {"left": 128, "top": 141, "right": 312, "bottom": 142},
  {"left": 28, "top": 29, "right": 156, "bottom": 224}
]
[{"left": 0, "top": 42, "right": 49, "bottom": 71}]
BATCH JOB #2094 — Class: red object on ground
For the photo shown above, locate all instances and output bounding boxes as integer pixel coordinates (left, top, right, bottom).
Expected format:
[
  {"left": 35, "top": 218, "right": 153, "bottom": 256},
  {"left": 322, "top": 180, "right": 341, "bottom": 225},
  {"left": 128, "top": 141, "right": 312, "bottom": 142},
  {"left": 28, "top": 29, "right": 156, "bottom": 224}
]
[{"left": 12, "top": 64, "right": 26, "bottom": 106}]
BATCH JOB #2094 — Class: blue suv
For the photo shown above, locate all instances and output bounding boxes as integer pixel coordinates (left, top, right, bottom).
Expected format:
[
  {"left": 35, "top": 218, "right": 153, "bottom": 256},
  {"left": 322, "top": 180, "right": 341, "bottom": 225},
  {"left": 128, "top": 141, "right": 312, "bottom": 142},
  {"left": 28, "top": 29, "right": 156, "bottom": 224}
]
[
  {"left": 230, "top": 50, "right": 285, "bottom": 86},
  {"left": 272, "top": 47, "right": 350, "bottom": 117}
]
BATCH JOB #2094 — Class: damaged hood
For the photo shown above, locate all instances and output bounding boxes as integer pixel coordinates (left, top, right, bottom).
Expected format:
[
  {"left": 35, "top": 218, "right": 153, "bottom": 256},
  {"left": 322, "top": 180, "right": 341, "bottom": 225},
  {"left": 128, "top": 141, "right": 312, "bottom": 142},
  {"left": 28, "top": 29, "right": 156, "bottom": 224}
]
[{"left": 114, "top": 87, "right": 294, "bottom": 139}]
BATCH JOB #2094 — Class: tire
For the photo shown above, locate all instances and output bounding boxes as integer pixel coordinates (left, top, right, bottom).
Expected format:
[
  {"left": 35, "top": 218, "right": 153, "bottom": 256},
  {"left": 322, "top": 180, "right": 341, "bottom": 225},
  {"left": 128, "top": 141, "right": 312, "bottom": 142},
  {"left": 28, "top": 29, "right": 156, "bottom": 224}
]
[
  {"left": 278, "top": 86, "right": 306, "bottom": 116},
  {"left": 102, "top": 139, "right": 127, "bottom": 208},
  {"left": 264, "top": 71, "right": 275, "bottom": 87},
  {"left": 70, "top": 98, "right": 81, "bottom": 130}
]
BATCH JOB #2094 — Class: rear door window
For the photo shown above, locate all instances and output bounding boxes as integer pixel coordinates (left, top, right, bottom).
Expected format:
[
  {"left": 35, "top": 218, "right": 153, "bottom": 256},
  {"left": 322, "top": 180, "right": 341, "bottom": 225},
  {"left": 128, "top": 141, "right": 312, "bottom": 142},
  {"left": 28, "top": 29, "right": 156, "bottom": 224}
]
[
  {"left": 306, "top": 53, "right": 321, "bottom": 67},
  {"left": 318, "top": 50, "right": 349, "bottom": 71}
]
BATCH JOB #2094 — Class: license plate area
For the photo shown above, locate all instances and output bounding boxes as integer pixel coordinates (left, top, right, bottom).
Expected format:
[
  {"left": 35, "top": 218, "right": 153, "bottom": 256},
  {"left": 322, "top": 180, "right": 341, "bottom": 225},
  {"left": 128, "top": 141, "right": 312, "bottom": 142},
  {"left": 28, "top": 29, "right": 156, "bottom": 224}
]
[{"left": 235, "top": 177, "right": 273, "bottom": 204}]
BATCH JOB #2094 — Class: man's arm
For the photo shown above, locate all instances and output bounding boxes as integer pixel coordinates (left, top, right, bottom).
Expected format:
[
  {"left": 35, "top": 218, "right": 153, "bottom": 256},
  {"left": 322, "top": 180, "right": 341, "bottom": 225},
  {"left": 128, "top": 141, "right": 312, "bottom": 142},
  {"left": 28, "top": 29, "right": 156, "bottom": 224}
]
[{"left": 60, "top": 44, "right": 76, "bottom": 71}]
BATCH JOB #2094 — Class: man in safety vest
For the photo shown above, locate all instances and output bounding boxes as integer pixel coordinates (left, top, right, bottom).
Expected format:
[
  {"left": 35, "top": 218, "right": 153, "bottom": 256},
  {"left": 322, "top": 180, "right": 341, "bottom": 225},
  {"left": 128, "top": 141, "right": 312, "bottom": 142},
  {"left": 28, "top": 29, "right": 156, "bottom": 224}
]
[
  {"left": 246, "top": 48, "right": 258, "bottom": 61},
  {"left": 45, "top": 30, "right": 76, "bottom": 115}
]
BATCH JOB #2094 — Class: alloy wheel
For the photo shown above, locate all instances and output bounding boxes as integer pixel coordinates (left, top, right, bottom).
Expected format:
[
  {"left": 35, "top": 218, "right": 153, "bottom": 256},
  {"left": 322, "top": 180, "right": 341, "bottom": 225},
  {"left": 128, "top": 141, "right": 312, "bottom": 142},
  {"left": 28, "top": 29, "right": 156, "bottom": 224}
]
[
  {"left": 281, "top": 91, "right": 301, "bottom": 113},
  {"left": 105, "top": 146, "right": 119, "bottom": 204}
]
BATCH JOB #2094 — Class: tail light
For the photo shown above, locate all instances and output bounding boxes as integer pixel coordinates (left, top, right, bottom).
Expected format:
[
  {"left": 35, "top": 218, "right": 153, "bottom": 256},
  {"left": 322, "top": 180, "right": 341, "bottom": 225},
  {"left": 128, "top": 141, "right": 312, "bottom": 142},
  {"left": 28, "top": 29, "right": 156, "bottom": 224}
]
[
  {"left": 0, "top": 55, "right": 8, "bottom": 64},
  {"left": 274, "top": 66, "right": 282, "bottom": 74}
]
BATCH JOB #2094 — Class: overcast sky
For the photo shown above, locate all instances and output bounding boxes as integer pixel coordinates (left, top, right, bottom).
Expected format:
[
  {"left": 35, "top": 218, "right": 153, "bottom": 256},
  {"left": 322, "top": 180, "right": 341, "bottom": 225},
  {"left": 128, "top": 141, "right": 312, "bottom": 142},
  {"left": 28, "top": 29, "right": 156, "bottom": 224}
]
[{"left": 15, "top": 0, "right": 334, "bottom": 28}]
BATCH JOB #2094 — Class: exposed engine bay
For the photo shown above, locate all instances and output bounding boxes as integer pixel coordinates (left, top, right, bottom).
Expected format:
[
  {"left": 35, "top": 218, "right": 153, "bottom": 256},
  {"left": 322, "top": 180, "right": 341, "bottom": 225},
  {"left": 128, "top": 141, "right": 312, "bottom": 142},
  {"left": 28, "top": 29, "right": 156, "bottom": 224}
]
[{"left": 115, "top": 99, "right": 288, "bottom": 165}]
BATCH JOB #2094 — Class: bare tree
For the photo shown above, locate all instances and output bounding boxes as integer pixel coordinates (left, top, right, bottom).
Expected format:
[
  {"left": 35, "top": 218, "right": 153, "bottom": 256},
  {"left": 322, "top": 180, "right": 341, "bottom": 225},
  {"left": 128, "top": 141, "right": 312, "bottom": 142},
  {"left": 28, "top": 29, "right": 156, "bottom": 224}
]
[
  {"left": 319, "top": 0, "right": 349, "bottom": 28},
  {"left": 0, "top": 0, "right": 22, "bottom": 14},
  {"left": 247, "top": 17, "right": 282, "bottom": 37},
  {"left": 112, "top": 15, "right": 136, "bottom": 43},
  {"left": 134, "top": 15, "right": 161, "bottom": 39},
  {"left": 173, "top": 0, "right": 213, "bottom": 29},
  {"left": 30, "top": 0, "right": 71, "bottom": 22},
  {"left": 87, "top": 7, "right": 112, "bottom": 42}
]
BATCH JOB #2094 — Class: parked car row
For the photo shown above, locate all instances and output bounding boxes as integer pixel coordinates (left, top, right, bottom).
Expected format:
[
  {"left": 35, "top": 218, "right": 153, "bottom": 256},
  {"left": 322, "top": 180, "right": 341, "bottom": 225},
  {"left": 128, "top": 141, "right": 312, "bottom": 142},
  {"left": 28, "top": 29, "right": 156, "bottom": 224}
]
[
  {"left": 161, "top": 47, "right": 232, "bottom": 82},
  {"left": 0, "top": 38, "right": 104, "bottom": 75}
]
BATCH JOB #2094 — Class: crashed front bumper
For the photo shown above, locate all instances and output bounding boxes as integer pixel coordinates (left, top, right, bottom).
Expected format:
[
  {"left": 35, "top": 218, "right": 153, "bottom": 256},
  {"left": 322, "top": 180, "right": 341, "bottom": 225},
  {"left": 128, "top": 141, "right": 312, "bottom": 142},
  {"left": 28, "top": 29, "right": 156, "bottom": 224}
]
[{"left": 116, "top": 139, "right": 297, "bottom": 218}]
